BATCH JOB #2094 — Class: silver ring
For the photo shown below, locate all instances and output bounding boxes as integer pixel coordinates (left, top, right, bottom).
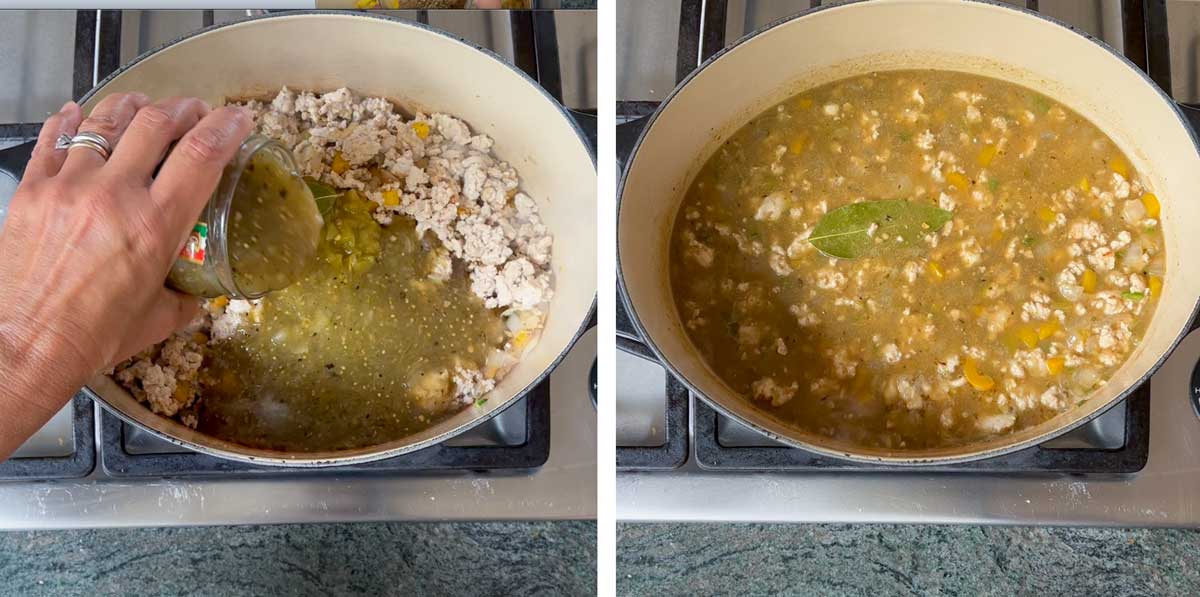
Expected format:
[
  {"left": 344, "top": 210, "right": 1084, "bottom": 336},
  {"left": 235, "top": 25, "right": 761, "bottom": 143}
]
[{"left": 54, "top": 131, "right": 112, "bottom": 160}]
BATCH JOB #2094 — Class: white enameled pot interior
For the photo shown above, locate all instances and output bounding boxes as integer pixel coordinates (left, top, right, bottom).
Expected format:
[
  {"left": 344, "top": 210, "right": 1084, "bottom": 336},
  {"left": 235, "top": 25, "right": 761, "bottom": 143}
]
[
  {"left": 83, "top": 13, "right": 596, "bottom": 465},
  {"left": 619, "top": 0, "right": 1200, "bottom": 462}
]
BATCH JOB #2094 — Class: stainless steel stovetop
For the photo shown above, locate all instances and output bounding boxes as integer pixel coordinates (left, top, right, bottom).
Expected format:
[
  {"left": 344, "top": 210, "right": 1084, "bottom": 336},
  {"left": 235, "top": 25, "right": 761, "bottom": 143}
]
[
  {"left": 615, "top": 0, "right": 1200, "bottom": 525},
  {"left": 0, "top": 9, "right": 596, "bottom": 528}
]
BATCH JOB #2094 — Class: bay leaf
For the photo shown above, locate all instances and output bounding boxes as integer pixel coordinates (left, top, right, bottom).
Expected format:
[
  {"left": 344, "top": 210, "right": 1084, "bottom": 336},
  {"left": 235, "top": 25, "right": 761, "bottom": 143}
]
[
  {"left": 304, "top": 176, "right": 341, "bottom": 216},
  {"left": 808, "top": 199, "right": 953, "bottom": 259}
]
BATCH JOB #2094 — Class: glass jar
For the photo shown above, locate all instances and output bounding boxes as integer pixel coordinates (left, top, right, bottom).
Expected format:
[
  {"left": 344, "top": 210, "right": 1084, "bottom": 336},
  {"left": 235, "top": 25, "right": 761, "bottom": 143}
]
[{"left": 166, "top": 135, "right": 324, "bottom": 299}]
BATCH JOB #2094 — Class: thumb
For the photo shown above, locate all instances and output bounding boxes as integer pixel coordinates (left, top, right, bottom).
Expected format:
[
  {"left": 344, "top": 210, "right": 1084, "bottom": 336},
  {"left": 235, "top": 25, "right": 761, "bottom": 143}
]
[
  {"left": 117, "top": 290, "right": 202, "bottom": 363},
  {"left": 152, "top": 289, "right": 203, "bottom": 337}
]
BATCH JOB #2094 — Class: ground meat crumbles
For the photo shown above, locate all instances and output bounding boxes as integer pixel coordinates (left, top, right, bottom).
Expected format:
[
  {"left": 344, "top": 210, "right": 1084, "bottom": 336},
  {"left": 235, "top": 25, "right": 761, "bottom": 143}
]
[
  {"left": 670, "top": 70, "right": 1163, "bottom": 450},
  {"left": 254, "top": 87, "right": 553, "bottom": 311},
  {"left": 112, "top": 88, "right": 553, "bottom": 440}
]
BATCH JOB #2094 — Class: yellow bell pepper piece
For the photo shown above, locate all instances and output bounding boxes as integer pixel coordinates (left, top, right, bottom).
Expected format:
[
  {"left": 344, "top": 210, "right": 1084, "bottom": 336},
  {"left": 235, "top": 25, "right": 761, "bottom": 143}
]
[
  {"left": 1037, "top": 321, "right": 1060, "bottom": 341},
  {"left": 1149, "top": 276, "right": 1163, "bottom": 297},
  {"left": 513, "top": 330, "right": 532, "bottom": 350},
  {"left": 797, "top": 98, "right": 814, "bottom": 109},
  {"left": 788, "top": 137, "right": 807, "bottom": 155},
  {"left": 927, "top": 261, "right": 944, "bottom": 280},
  {"left": 331, "top": 151, "right": 350, "bottom": 175},
  {"left": 946, "top": 171, "right": 970, "bottom": 190},
  {"left": 1110, "top": 156, "right": 1129, "bottom": 178},
  {"left": 1037, "top": 207, "right": 1056, "bottom": 223},
  {"left": 963, "top": 359, "right": 995, "bottom": 391},
  {"left": 411, "top": 121, "right": 431, "bottom": 139},
  {"left": 1016, "top": 327, "right": 1039, "bottom": 349},
  {"left": 978, "top": 144, "right": 998, "bottom": 167},
  {"left": 1079, "top": 177, "right": 1090, "bottom": 193},
  {"left": 354, "top": 0, "right": 376, "bottom": 7},
  {"left": 1081, "top": 269, "right": 1098, "bottom": 293},
  {"left": 1141, "top": 192, "right": 1160, "bottom": 219},
  {"left": 382, "top": 189, "right": 400, "bottom": 207},
  {"left": 1046, "top": 357, "right": 1065, "bottom": 376}
]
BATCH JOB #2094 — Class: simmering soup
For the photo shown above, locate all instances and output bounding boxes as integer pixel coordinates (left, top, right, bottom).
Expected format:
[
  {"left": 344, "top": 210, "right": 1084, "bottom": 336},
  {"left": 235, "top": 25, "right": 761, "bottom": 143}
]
[{"left": 670, "top": 70, "right": 1164, "bottom": 450}]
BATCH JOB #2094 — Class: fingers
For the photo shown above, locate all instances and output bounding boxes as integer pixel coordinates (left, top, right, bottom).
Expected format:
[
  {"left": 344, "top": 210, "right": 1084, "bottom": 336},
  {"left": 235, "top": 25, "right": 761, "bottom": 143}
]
[
  {"left": 150, "top": 106, "right": 254, "bottom": 246},
  {"left": 107, "top": 97, "right": 211, "bottom": 182},
  {"left": 24, "top": 102, "right": 82, "bottom": 181},
  {"left": 59, "top": 92, "right": 150, "bottom": 176}
]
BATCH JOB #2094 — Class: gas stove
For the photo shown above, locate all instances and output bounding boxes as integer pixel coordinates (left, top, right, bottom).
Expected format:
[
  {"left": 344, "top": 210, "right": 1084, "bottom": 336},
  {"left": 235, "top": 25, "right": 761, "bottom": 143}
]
[
  {"left": 615, "top": 0, "right": 1200, "bottom": 525},
  {"left": 0, "top": 9, "right": 596, "bottom": 528}
]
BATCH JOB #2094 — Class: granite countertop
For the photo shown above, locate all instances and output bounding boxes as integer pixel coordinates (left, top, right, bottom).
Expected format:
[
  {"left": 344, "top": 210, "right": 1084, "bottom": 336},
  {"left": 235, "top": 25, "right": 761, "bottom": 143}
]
[
  {"left": 618, "top": 524, "right": 1200, "bottom": 596},
  {"left": 0, "top": 521, "right": 594, "bottom": 596}
]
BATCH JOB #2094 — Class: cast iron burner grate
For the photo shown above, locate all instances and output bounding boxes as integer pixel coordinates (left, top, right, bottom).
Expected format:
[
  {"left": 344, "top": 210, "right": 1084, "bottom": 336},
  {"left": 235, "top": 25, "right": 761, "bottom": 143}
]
[
  {"left": 0, "top": 9, "right": 576, "bottom": 479},
  {"left": 0, "top": 395, "right": 96, "bottom": 481},
  {"left": 615, "top": 0, "right": 1182, "bottom": 473}
]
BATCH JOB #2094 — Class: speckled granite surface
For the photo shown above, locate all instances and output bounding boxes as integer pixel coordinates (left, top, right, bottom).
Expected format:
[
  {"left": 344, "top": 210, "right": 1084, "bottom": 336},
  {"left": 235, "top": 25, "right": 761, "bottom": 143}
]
[
  {"left": 617, "top": 524, "right": 1200, "bottom": 596},
  {"left": 0, "top": 521, "right": 594, "bottom": 596}
]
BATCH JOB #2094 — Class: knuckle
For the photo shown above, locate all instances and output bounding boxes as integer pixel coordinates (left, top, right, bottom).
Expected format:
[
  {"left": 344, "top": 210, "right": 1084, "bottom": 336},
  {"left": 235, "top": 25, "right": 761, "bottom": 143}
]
[
  {"left": 133, "top": 104, "right": 174, "bottom": 129},
  {"left": 179, "top": 96, "right": 209, "bottom": 112},
  {"left": 80, "top": 111, "right": 121, "bottom": 136},
  {"left": 179, "top": 127, "right": 228, "bottom": 163},
  {"left": 110, "top": 92, "right": 147, "bottom": 112},
  {"left": 217, "top": 105, "right": 252, "bottom": 130},
  {"left": 40, "top": 112, "right": 64, "bottom": 131},
  {"left": 112, "top": 93, "right": 137, "bottom": 107}
]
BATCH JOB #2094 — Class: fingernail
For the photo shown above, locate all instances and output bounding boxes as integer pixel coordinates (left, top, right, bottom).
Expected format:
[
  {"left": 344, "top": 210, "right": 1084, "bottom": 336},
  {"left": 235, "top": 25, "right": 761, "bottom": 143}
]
[{"left": 60, "top": 101, "right": 75, "bottom": 112}]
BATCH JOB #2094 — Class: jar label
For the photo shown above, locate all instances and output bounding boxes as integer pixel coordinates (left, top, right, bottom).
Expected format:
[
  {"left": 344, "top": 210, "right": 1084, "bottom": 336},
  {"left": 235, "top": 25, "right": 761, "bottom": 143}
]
[{"left": 180, "top": 222, "right": 208, "bottom": 265}]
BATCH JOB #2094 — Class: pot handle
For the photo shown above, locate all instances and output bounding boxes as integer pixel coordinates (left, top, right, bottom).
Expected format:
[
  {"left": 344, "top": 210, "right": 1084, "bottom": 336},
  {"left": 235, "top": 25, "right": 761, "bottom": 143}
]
[
  {"left": 1177, "top": 102, "right": 1200, "bottom": 136},
  {"left": 614, "top": 111, "right": 658, "bottom": 362},
  {"left": 616, "top": 116, "right": 648, "bottom": 174},
  {"left": 566, "top": 108, "right": 597, "bottom": 158},
  {"left": 1175, "top": 102, "right": 1200, "bottom": 335}
]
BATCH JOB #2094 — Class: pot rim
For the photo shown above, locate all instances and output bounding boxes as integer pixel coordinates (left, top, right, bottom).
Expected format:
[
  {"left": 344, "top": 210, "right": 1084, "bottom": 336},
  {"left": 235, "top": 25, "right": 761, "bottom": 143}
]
[
  {"left": 81, "top": 10, "right": 597, "bottom": 467},
  {"left": 615, "top": 0, "right": 1200, "bottom": 465}
]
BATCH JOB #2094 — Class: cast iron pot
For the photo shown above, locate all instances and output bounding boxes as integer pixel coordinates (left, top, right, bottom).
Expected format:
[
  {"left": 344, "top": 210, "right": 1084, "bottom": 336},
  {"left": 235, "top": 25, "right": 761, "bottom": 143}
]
[
  {"left": 617, "top": 0, "right": 1200, "bottom": 465},
  {"left": 1, "top": 11, "right": 596, "bottom": 466}
]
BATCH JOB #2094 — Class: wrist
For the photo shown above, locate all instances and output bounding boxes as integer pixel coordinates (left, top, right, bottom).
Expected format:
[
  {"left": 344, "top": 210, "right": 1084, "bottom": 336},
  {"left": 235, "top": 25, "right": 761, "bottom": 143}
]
[
  {"left": 0, "top": 315, "right": 82, "bottom": 459},
  {"left": 0, "top": 313, "right": 87, "bottom": 406}
]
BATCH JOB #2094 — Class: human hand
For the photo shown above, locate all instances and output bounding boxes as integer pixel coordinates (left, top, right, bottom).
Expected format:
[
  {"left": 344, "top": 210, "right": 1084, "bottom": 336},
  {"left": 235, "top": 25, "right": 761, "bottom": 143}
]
[{"left": 0, "top": 93, "right": 253, "bottom": 459}]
